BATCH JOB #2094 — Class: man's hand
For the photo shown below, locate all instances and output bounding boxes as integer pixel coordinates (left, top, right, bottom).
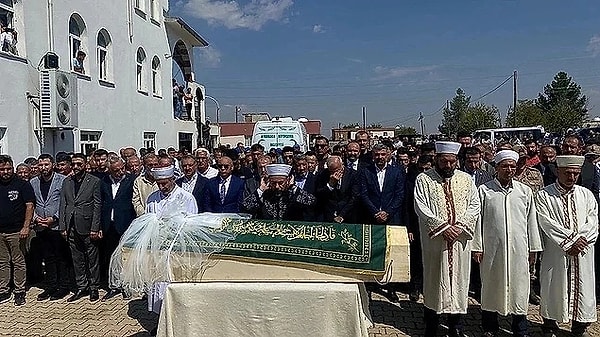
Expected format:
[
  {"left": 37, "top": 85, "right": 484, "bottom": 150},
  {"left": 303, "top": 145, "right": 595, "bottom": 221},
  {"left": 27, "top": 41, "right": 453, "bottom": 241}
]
[
  {"left": 259, "top": 176, "right": 269, "bottom": 192},
  {"left": 374, "top": 211, "right": 387, "bottom": 223},
  {"left": 442, "top": 226, "right": 462, "bottom": 243},
  {"left": 19, "top": 226, "right": 30, "bottom": 240},
  {"left": 408, "top": 232, "right": 414, "bottom": 242},
  {"left": 333, "top": 216, "right": 344, "bottom": 223},
  {"left": 567, "top": 237, "right": 588, "bottom": 256},
  {"left": 472, "top": 252, "right": 483, "bottom": 263},
  {"left": 329, "top": 170, "right": 343, "bottom": 187},
  {"left": 61, "top": 230, "right": 67, "bottom": 239},
  {"left": 90, "top": 231, "right": 101, "bottom": 240},
  {"left": 529, "top": 252, "right": 537, "bottom": 265}
]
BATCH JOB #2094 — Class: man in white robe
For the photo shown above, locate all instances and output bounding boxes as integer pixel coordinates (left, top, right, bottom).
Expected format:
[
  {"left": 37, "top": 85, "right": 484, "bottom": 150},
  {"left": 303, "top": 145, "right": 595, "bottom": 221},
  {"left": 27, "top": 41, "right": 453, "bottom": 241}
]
[
  {"left": 144, "top": 165, "right": 198, "bottom": 327},
  {"left": 414, "top": 141, "right": 480, "bottom": 337},
  {"left": 473, "top": 150, "right": 542, "bottom": 337},
  {"left": 536, "top": 155, "right": 598, "bottom": 337}
]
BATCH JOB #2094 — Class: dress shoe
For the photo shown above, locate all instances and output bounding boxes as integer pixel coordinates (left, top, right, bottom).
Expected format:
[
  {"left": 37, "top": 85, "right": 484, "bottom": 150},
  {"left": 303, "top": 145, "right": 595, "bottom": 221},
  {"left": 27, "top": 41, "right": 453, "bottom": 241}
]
[
  {"left": 37, "top": 289, "right": 54, "bottom": 301},
  {"left": 409, "top": 289, "right": 420, "bottom": 302},
  {"left": 67, "top": 289, "right": 89, "bottom": 303},
  {"left": 102, "top": 289, "right": 121, "bottom": 301},
  {"left": 89, "top": 289, "right": 99, "bottom": 302},
  {"left": 122, "top": 290, "right": 132, "bottom": 300},
  {"left": 13, "top": 292, "right": 26, "bottom": 306},
  {"left": 149, "top": 327, "right": 158, "bottom": 336},
  {"left": 529, "top": 293, "right": 540, "bottom": 305},
  {"left": 0, "top": 292, "right": 10, "bottom": 304},
  {"left": 50, "top": 289, "right": 70, "bottom": 301},
  {"left": 448, "top": 328, "right": 466, "bottom": 337},
  {"left": 387, "top": 290, "right": 400, "bottom": 303}
]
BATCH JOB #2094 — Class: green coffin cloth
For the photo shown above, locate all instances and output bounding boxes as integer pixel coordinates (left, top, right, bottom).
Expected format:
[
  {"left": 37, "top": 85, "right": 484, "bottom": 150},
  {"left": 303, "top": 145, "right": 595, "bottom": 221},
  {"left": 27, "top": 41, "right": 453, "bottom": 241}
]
[{"left": 216, "top": 219, "right": 387, "bottom": 273}]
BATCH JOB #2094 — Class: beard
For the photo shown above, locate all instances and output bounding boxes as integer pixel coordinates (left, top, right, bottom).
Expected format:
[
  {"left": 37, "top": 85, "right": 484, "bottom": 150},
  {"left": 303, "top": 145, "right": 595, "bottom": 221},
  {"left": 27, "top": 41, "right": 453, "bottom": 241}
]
[{"left": 435, "top": 167, "right": 455, "bottom": 179}]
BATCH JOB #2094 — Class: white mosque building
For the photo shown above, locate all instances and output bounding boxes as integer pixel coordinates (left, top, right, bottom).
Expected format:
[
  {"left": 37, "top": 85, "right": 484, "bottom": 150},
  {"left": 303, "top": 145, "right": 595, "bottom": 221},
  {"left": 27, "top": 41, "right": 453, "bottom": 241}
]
[{"left": 0, "top": 0, "right": 212, "bottom": 161}]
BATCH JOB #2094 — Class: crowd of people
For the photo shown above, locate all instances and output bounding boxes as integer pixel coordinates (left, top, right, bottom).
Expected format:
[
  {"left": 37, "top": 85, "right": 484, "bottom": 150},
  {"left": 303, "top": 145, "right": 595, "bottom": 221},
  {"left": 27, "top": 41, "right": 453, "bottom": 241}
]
[{"left": 0, "top": 129, "right": 598, "bottom": 337}]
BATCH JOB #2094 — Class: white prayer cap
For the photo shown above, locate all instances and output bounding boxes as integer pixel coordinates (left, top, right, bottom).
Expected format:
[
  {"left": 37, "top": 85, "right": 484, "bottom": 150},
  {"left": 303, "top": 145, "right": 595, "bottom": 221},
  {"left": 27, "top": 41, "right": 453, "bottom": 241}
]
[
  {"left": 435, "top": 141, "right": 461, "bottom": 155},
  {"left": 494, "top": 150, "right": 519, "bottom": 164},
  {"left": 556, "top": 155, "right": 585, "bottom": 168},
  {"left": 265, "top": 164, "right": 292, "bottom": 177},
  {"left": 151, "top": 165, "right": 175, "bottom": 179}
]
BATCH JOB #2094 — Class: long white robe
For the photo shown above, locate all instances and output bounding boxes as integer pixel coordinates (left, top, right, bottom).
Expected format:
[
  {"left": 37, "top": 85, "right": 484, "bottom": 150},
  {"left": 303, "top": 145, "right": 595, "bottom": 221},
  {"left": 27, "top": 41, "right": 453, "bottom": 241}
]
[
  {"left": 473, "top": 179, "right": 542, "bottom": 316},
  {"left": 414, "top": 169, "right": 480, "bottom": 314},
  {"left": 536, "top": 183, "right": 598, "bottom": 323},
  {"left": 145, "top": 186, "right": 198, "bottom": 314}
]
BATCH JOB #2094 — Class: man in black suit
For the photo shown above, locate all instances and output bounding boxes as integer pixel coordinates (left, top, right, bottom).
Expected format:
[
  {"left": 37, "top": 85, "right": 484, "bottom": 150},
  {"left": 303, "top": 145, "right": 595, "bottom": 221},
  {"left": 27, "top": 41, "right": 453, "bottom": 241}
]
[
  {"left": 345, "top": 141, "right": 369, "bottom": 172},
  {"left": 355, "top": 130, "right": 372, "bottom": 165},
  {"left": 292, "top": 154, "right": 317, "bottom": 220},
  {"left": 243, "top": 155, "right": 272, "bottom": 200},
  {"left": 314, "top": 156, "right": 359, "bottom": 223},
  {"left": 59, "top": 153, "right": 102, "bottom": 303},
  {"left": 203, "top": 156, "right": 245, "bottom": 213},
  {"left": 99, "top": 157, "right": 136, "bottom": 301},
  {"left": 176, "top": 155, "right": 208, "bottom": 212},
  {"left": 359, "top": 143, "right": 405, "bottom": 302}
]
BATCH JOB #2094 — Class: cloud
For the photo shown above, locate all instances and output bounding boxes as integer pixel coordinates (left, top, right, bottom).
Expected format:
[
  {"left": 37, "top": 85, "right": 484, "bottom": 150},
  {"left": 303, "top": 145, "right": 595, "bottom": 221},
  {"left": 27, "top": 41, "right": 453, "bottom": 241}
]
[
  {"left": 312, "top": 24, "right": 325, "bottom": 34},
  {"left": 198, "top": 46, "right": 222, "bottom": 68},
  {"left": 176, "top": 0, "right": 294, "bottom": 31},
  {"left": 372, "top": 65, "right": 438, "bottom": 80},
  {"left": 345, "top": 58, "right": 363, "bottom": 63},
  {"left": 587, "top": 34, "right": 600, "bottom": 57}
]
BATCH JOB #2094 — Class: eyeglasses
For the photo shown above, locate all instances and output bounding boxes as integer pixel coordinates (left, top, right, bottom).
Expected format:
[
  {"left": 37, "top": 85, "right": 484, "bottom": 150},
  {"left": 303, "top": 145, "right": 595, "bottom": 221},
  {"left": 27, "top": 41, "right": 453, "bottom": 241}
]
[
  {"left": 314, "top": 144, "right": 327, "bottom": 148},
  {"left": 217, "top": 164, "right": 231, "bottom": 169}
]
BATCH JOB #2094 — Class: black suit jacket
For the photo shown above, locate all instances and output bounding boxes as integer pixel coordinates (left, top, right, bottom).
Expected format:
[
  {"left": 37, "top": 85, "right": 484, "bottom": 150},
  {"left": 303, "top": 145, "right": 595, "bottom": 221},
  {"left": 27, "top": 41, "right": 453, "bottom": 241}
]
[
  {"left": 59, "top": 173, "right": 102, "bottom": 235},
  {"left": 176, "top": 174, "right": 209, "bottom": 212},
  {"left": 100, "top": 174, "right": 136, "bottom": 235},
  {"left": 315, "top": 168, "right": 360, "bottom": 223},
  {"left": 202, "top": 175, "right": 245, "bottom": 213},
  {"left": 359, "top": 164, "right": 405, "bottom": 225}
]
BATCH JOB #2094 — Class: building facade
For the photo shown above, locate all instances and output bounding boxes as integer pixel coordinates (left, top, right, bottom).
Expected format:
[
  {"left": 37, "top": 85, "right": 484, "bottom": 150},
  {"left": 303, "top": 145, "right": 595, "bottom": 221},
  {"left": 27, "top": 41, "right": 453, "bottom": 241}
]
[{"left": 0, "top": 0, "right": 209, "bottom": 162}]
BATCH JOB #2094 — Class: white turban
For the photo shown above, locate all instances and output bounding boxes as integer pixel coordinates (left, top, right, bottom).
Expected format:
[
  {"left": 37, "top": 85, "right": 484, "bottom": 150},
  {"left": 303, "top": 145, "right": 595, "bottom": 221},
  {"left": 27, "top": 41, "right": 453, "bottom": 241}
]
[
  {"left": 556, "top": 155, "right": 585, "bottom": 168},
  {"left": 494, "top": 150, "right": 519, "bottom": 164},
  {"left": 265, "top": 164, "right": 292, "bottom": 177},
  {"left": 151, "top": 165, "right": 175, "bottom": 179},
  {"left": 435, "top": 141, "right": 461, "bottom": 155}
]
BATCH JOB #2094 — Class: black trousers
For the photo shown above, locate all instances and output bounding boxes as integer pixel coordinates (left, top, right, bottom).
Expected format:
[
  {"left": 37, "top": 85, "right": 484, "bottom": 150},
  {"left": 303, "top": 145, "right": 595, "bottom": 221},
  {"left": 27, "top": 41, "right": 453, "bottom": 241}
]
[
  {"left": 409, "top": 228, "right": 423, "bottom": 292},
  {"left": 424, "top": 307, "right": 463, "bottom": 337},
  {"left": 68, "top": 229, "right": 100, "bottom": 291},
  {"left": 37, "top": 229, "right": 71, "bottom": 291},
  {"left": 99, "top": 224, "right": 121, "bottom": 290},
  {"left": 482, "top": 310, "right": 528, "bottom": 336}
]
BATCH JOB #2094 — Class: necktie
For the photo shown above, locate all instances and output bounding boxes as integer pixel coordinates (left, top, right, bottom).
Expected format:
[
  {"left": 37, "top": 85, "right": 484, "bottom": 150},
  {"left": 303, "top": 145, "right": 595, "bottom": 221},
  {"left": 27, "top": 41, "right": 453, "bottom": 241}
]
[
  {"left": 347, "top": 161, "right": 354, "bottom": 170},
  {"left": 219, "top": 179, "right": 226, "bottom": 204}
]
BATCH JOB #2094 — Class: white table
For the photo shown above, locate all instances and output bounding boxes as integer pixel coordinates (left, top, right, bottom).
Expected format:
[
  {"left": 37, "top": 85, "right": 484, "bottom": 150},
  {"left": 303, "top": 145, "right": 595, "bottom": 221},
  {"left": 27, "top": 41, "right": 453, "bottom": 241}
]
[{"left": 157, "top": 282, "right": 372, "bottom": 337}]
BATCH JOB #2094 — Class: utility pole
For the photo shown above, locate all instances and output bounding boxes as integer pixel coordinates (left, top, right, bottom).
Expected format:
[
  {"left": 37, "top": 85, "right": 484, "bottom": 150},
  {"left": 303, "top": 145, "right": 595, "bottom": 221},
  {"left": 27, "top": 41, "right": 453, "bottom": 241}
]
[
  {"left": 235, "top": 106, "right": 241, "bottom": 123},
  {"left": 513, "top": 70, "right": 518, "bottom": 126},
  {"left": 419, "top": 112, "right": 425, "bottom": 136},
  {"left": 362, "top": 106, "right": 367, "bottom": 130}
]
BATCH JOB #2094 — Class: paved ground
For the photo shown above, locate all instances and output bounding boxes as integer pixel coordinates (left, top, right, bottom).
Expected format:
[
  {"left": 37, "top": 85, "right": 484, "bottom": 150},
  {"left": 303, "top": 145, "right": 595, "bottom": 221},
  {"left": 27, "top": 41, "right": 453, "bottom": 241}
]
[{"left": 0, "top": 287, "right": 598, "bottom": 336}]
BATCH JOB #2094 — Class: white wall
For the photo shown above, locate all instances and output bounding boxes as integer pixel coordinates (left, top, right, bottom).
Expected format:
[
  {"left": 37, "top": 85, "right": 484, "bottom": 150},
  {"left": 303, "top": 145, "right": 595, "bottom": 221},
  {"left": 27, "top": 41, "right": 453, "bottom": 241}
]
[{"left": 0, "top": 0, "right": 200, "bottom": 162}]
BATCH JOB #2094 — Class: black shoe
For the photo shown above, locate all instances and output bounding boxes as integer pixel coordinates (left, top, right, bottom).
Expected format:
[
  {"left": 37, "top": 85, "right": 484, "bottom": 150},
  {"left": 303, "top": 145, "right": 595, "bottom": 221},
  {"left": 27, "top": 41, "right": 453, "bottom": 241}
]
[
  {"left": 67, "top": 289, "right": 89, "bottom": 303},
  {"left": 14, "top": 292, "right": 26, "bottom": 306},
  {"left": 529, "top": 293, "right": 540, "bottom": 305},
  {"left": 0, "top": 292, "right": 10, "bottom": 304},
  {"left": 50, "top": 289, "right": 70, "bottom": 301},
  {"left": 482, "top": 332, "right": 497, "bottom": 337},
  {"left": 409, "top": 289, "right": 420, "bottom": 302},
  {"left": 102, "top": 289, "right": 121, "bottom": 301},
  {"left": 149, "top": 327, "right": 157, "bottom": 336},
  {"left": 448, "top": 329, "right": 466, "bottom": 337},
  {"left": 387, "top": 290, "right": 400, "bottom": 303},
  {"left": 89, "top": 289, "right": 99, "bottom": 302},
  {"left": 37, "top": 289, "right": 54, "bottom": 301},
  {"left": 122, "top": 290, "right": 132, "bottom": 300}
]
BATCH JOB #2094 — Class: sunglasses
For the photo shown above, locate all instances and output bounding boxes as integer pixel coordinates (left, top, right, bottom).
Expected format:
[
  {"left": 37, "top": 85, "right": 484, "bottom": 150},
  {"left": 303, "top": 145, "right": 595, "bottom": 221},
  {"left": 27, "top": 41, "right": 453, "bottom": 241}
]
[{"left": 218, "top": 164, "right": 231, "bottom": 169}]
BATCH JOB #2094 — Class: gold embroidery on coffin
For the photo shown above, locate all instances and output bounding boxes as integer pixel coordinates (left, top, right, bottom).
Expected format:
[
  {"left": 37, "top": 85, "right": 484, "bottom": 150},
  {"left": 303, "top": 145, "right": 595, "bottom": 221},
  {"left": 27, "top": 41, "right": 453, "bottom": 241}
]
[{"left": 218, "top": 219, "right": 373, "bottom": 263}]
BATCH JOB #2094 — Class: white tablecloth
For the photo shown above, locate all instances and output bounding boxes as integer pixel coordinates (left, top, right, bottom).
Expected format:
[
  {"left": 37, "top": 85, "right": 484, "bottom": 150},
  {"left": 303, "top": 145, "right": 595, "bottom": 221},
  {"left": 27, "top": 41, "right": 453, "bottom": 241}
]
[{"left": 157, "top": 282, "right": 372, "bottom": 337}]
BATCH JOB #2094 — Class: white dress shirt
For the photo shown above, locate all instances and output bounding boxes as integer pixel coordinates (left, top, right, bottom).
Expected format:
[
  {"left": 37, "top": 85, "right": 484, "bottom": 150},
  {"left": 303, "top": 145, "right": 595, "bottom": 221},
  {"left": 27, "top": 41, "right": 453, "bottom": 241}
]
[
  {"left": 376, "top": 165, "right": 387, "bottom": 192},
  {"left": 110, "top": 175, "right": 124, "bottom": 221},
  {"left": 200, "top": 166, "right": 218, "bottom": 179},
  {"left": 181, "top": 172, "right": 198, "bottom": 193}
]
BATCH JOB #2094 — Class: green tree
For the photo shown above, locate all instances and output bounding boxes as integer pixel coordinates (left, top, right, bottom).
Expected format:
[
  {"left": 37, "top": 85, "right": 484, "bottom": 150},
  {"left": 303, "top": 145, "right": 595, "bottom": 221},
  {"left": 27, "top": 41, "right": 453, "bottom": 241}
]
[
  {"left": 394, "top": 126, "right": 417, "bottom": 136},
  {"left": 341, "top": 123, "right": 360, "bottom": 129},
  {"left": 462, "top": 102, "right": 500, "bottom": 133},
  {"left": 368, "top": 123, "right": 383, "bottom": 128},
  {"left": 439, "top": 88, "right": 470, "bottom": 136},
  {"left": 505, "top": 99, "right": 545, "bottom": 127},
  {"left": 536, "top": 71, "right": 588, "bottom": 133}
]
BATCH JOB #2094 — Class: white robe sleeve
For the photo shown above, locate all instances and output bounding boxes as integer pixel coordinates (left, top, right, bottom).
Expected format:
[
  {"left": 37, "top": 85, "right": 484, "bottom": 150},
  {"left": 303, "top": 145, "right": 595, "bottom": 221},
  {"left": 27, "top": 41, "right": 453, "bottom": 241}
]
[
  {"left": 526, "top": 188, "right": 543, "bottom": 252},
  {"left": 535, "top": 190, "right": 580, "bottom": 252},
  {"left": 580, "top": 189, "right": 599, "bottom": 248},
  {"left": 471, "top": 185, "right": 485, "bottom": 252},
  {"left": 455, "top": 181, "right": 480, "bottom": 240},
  {"left": 414, "top": 174, "right": 451, "bottom": 238}
]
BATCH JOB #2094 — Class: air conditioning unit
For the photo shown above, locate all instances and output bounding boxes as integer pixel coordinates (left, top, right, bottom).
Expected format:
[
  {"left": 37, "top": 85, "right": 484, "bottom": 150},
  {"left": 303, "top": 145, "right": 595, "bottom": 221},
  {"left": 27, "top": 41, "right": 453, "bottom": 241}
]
[{"left": 39, "top": 70, "right": 78, "bottom": 129}]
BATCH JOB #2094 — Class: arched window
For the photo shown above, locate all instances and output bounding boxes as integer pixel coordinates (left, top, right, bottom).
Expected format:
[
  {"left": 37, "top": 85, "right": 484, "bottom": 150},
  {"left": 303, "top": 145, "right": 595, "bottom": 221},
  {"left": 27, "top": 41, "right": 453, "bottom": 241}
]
[
  {"left": 69, "top": 14, "right": 87, "bottom": 74},
  {"left": 151, "top": 56, "right": 161, "bottom": 96},
  {"left": 136, "top": 47, "right": 147, "bottom": 91},
  {"left": 97, "top": 29, "right": 112, "bottom": 82}
]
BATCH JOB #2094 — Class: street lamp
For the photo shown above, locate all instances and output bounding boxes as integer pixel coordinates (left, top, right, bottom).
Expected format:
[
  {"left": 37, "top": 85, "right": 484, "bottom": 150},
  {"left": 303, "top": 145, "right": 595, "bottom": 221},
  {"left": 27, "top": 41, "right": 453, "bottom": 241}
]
[{"left": 205, "top": 95, "right": 220, "bottom": 124}]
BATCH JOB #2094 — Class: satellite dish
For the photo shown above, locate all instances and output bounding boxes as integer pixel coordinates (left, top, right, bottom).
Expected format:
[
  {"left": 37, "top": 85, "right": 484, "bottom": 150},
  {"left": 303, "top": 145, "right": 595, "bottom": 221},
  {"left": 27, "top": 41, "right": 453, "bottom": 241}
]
[{"left": 56, "top": 73, "right": 71, "bottom": 98}]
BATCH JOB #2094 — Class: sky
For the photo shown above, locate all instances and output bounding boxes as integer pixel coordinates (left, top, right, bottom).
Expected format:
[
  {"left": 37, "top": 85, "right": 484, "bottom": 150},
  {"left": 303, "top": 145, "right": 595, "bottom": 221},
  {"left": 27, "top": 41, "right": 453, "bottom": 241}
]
[{"left": 170, "top": 0, "right": 600, "bottom": 134}]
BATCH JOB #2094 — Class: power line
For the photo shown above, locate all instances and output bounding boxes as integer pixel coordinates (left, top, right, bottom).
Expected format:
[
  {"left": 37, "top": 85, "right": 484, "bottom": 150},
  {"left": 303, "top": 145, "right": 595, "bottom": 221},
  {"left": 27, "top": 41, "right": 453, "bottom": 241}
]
[{"left": 472, "top": 74, "right": 514, "bottom": 102}]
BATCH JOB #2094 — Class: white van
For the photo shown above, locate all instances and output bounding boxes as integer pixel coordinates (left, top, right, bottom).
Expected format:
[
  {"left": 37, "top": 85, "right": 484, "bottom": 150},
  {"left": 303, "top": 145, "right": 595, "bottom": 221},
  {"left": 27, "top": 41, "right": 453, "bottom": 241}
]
[{"left": 251, "top": 117, "right": 309, "bottom": 152}]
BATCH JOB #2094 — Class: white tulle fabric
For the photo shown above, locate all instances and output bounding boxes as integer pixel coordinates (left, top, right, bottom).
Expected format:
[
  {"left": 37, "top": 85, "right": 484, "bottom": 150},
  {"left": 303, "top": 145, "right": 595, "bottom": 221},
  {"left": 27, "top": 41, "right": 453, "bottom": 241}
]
[{"left": 109, "top": 197, "right": 250, "bottom": 294}]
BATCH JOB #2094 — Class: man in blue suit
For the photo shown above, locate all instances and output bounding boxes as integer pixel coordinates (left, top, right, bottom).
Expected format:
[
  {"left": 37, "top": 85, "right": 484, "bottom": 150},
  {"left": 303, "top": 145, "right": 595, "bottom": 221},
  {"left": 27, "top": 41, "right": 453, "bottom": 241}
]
[
  {"left": 99, "top": 157, "right": 136, "bottom": 301},
  {"left": 203, "top": 156, "right": 244, "bottom": 213},
  {"left": 175, "top": 155, "right": 208, "bottom": 212},
  {"left": 359, "top": 143, "right": 405, "bottom": 302}
]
